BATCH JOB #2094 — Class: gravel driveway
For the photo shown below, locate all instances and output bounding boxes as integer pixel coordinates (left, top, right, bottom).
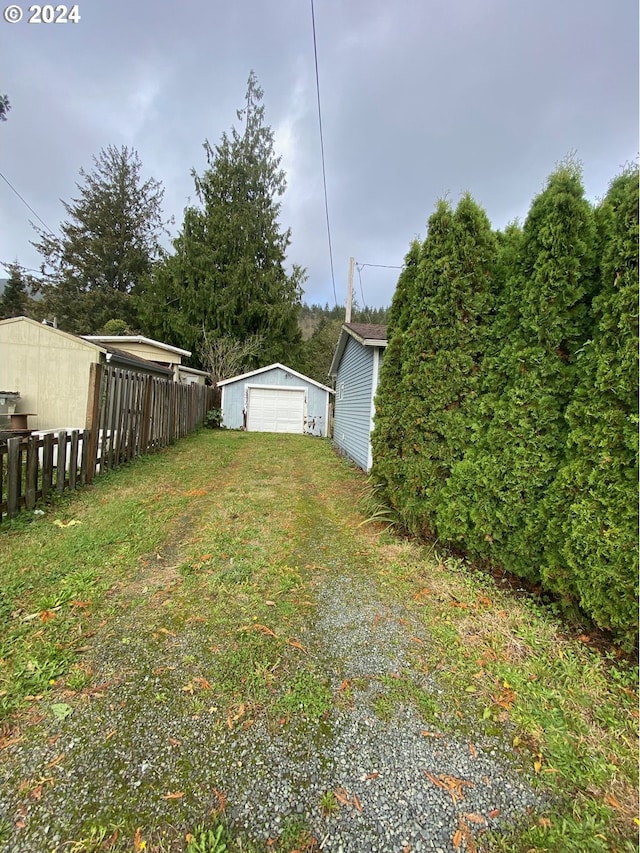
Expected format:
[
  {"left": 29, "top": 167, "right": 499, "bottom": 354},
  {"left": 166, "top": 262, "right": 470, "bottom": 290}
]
[
  {"left": 0, "top": 573, "right": 543, "bottom": 853},
  {"left": 0, "top": 434, "right": 546, "bottom": 852}
]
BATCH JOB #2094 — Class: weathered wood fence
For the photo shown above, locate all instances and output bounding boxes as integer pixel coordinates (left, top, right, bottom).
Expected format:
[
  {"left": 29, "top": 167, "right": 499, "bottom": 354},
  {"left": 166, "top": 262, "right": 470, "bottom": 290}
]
[{"left": 0, "top": 363, "right": 217, "bottom": 522}]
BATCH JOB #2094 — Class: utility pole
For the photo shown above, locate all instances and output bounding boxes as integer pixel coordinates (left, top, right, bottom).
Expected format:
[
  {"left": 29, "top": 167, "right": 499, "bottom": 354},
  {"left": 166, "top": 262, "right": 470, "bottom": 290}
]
[{"left": 346, "top": 256, "right": 354, "bottom": 323}]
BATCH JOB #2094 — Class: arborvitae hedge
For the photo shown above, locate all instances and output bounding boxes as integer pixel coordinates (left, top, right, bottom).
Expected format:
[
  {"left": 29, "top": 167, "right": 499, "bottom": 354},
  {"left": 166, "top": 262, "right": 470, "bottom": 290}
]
[
  {"left": 371, "top": 241, "right": 421, "bottom": 501},
  {"left": 373, "top": 161, "right": 638, "bottom": 647},
  {"left": 542, "top": 168, "right": 639, "bottom": 648}
]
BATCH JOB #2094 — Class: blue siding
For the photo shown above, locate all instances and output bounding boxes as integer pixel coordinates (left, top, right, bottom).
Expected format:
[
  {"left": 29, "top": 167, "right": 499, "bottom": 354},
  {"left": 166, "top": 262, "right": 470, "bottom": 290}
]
[
  {"left": 221, "top": 366, "right": 330, "bottom": 435},
  {"left": 333, "top": 337, "right": 375, "bottom": 470}
]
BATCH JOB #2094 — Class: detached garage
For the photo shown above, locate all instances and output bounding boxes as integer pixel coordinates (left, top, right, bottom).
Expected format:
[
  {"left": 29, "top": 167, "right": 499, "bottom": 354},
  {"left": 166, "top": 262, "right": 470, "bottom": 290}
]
[{"left": 218, "top": 363, "right": 333, "bottom": 437}]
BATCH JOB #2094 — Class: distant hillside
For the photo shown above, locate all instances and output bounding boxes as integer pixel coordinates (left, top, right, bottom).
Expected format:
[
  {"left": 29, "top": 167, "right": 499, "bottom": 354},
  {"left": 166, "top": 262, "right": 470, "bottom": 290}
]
[{"left": 298, "top": 302, "right": 389, "bottom": 340}]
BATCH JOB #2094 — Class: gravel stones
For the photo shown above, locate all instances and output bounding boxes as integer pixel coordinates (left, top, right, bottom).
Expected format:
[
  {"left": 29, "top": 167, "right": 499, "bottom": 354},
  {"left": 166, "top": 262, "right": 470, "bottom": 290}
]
[{"left": 0, "top": 574, "right": 546, "bottom": 852}]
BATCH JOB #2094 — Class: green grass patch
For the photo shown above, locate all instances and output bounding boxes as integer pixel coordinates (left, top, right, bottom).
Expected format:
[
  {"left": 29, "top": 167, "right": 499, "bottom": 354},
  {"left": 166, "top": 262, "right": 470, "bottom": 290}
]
[
  {"left": 373, "top": 673, "right": 440, "bottom": 723},
  {"left": 1, "top": 432, "right": 636, "bottom": 853},
  {"left": 371, "top": 541, "right": 639, "bottom": 852}
]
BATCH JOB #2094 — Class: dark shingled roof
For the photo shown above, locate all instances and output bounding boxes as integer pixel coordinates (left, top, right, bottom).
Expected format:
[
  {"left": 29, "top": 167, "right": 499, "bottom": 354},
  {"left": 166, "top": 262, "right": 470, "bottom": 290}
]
[{"left": 344, "top": 322, "right": 387, "bottom": 341}]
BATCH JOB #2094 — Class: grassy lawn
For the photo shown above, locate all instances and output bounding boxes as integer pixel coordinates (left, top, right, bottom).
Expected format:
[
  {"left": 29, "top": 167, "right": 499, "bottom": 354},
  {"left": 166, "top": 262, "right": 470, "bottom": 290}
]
[{"left": 0, "top": 429, "right": 637, "bottom": 852}]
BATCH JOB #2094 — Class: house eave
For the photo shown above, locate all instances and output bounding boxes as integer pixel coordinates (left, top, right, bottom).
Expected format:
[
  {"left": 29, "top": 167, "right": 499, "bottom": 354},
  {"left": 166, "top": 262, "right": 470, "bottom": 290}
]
[
  {"left": 329, "top": 324, "right": 388, "bottom": 378},
  {"left": 217, "top": 362, "right": 334, "bottom": 394},
  {"left": 83, "top": 335, "right": 191, "bottom": 358}
]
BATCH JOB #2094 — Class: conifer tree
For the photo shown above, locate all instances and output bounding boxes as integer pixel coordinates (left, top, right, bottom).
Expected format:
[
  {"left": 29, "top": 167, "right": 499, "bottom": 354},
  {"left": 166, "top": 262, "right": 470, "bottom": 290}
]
[
  {"left": 0, "top": 263, "right": 30, "bottom": 319},
  {"left": 388, "top": 196, "right": 496, "bottom": 534},
  {"left": 370, "top": 241, "right": 421, "bottom": 504},
  {"left": 140, "top": 72, "right": 303, "bottom": 365},
  {"left": 32, "top": 146, "right": 167, "bottom": 333},
  {"left": 542, "top": 167, "right": 638, "bottom": 646}
]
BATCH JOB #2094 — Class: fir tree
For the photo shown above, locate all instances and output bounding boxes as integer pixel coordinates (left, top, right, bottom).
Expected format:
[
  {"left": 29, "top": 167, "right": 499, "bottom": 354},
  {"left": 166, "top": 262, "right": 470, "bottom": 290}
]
[
  {"left": 32, "top": 145, "right": 167, "bottom": 334},
  {"left": 140, "top": 72, "right": 304, "bottom": 366},
  {"left": 0, "top": 263, "right": 29, "bottom": 319}
]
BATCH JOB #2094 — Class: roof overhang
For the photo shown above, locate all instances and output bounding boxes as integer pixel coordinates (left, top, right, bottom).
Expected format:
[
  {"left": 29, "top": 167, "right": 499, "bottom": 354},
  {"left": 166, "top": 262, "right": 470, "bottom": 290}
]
[
  {"left": 217, "top": 362, "right": 334, "bottom": 394},
  {"left": 329, "top": 324, "right": 388, "bottom": 378},
  {"left": 83, "top": 335, "right": 191, "bottom": 358}
]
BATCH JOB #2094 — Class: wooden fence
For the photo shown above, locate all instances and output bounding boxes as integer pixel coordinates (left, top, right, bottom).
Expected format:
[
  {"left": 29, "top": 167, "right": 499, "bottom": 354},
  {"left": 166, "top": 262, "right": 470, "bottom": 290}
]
[{"left": 0, "top": 363, "right": 217, "bottom": 522}]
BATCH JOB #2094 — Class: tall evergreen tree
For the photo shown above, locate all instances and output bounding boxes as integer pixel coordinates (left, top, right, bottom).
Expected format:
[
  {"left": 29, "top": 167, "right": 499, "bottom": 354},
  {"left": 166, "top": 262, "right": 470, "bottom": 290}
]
[
  {"left": 292, "top": 316, "right": 343, "bottom": 386},
  {"left": 377, "top": 196, "right": 497, "bottom": 535},
  {"left": 542, "top": 167, "right": 638, "bottom": 646},
  {"left": 441, "top": 161, "right": 596, "bottom": 580},
  {"left": 0, "top": 263, "right": 30, "bottom": 319},
  {"left": 371, "top": 240, "right": 422, "bottom": 503},
  {"left": 140, "top": 72, "right": 304, "bottom": 365},
  {"left": 32, "top": 145, "right": 167, "bottom": 333}
]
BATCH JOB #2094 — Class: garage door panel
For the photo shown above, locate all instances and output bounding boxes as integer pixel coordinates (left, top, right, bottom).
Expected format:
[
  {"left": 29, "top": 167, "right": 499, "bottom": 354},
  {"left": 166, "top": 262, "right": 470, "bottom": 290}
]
[{"left": 247, "top": 387, "right": 305, "bottom": 433}]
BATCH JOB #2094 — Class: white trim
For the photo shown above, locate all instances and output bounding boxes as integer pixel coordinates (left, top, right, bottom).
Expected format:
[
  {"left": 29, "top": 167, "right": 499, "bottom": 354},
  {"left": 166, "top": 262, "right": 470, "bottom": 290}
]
[
  {"left": 83, "top": 335, "right": 191, "bottom": 358},
  {"left": 329, "top": 325, "right": 387, "bottom": 378},
  {"left": 324, "top": 390, "right": 330, "bottom": 438},
  {"left": 246, "top": 383, "right": 307, "bottom": 395},
  {"left": 178, "top": 366, "right": 209, "bottom": 377},
  {"left": 367, "top": 347, "right": 381, "bottom": 472},
  {"left": 217, "top": 362, "right": 334, "bottom": 393}
]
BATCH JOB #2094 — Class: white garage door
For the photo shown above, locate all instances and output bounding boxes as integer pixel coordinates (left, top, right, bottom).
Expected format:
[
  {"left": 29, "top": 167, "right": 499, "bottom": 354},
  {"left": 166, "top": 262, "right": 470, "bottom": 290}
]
[{"left": 246, "top": 386, "right": 305, "bottom": 433}]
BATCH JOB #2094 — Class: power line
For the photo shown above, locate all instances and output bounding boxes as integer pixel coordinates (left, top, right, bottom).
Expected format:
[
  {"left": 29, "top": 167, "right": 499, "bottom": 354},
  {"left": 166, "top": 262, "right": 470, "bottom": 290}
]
[
  {"left": 355, "top": 262, "right": 403, "bottom": 270},
  {"left": 356, "top": 263, "right": 366, "bottom": 311},
  {"left": 0, "top": 170, "right": 56, "bottom": 237},
  {"left": 310, "top": 0, "right": 338, "bottom": 309}
]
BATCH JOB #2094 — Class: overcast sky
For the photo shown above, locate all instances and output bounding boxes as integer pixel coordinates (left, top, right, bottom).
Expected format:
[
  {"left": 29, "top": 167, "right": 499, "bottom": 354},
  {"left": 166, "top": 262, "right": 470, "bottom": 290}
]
[{"left": 1, "top": 0, "right": 638, "bottom": 309}]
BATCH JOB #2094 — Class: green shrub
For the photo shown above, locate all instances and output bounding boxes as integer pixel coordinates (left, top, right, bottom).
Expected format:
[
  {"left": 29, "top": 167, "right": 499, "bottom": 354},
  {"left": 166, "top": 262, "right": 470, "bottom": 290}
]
[{"left": 542, "top": 167, "right": 639, "bottom": 647}]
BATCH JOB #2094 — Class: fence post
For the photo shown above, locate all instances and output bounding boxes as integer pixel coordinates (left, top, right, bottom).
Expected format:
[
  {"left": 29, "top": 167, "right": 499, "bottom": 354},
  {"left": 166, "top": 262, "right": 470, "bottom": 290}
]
[
  {"left": 42, "top": 433, "right": 54, "bottom": 502},
  {"left": 25, "top": 435, "right": 38, "bottom": 510},
  {"left": 56, "top": 431, "right": 67, "bottom": 493},
  {"left": 69, "top": 430, "right": 79, "bottom": 491},
  {"left": 85, "top": 362, "right": 102, "bottom": 485},
  {"left": 7, "top": 437, "right": 21, "bottom": 519},
  {"left": 80, "top": 429, "right": 90, "bottom": 485}
]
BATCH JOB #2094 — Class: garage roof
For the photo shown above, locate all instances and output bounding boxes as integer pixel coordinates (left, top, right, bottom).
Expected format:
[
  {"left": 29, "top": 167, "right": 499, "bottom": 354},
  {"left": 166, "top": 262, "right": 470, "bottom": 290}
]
[{"left": 217, "top": 362, "right": 334, "bottom": 394}]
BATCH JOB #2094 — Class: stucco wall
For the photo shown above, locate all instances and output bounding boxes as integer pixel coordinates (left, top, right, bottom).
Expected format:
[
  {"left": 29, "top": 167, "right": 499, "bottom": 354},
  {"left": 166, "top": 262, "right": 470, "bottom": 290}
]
[{"left": 0, "top": 319, "right": 101, "bottom": 430}]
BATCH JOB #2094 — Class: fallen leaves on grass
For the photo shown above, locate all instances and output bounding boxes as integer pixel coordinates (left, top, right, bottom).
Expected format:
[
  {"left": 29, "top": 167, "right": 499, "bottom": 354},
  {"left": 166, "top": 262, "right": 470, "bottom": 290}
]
[
  {"left": 0, "top": 735, "right": 23, "bottom": 750},
  {"left": 287, "top": 638, "right": 307, "bottom": 653},
  {"left": 241, "top": 624, "right": 278, "bottom": 638},
  {"left": 163, "top": 791, "right": 184, "bottom": 800},
  {"left": 53, "top": 519, "right": 82, "bottom": 528},
  {"left": 227, "top": 704, "right": 246, "bottom": 730}
]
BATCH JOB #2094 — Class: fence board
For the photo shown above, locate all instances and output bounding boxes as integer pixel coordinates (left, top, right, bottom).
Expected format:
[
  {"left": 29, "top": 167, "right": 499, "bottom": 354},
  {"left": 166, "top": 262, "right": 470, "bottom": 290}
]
[{"left": 1, "top": 367, "right": 215, "bottom": 523}]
